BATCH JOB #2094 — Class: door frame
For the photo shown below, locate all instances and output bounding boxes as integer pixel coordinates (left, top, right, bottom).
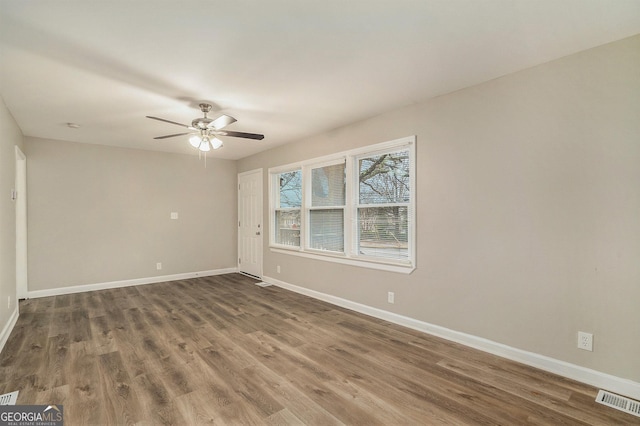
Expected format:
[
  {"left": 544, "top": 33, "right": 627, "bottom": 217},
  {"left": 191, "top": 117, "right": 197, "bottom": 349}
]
[
  {"left": 237, "top": 168, "right": 263, "bottom": 279},
  {"left": 15, "top": 146, "right": 27, "bottom": 300}
]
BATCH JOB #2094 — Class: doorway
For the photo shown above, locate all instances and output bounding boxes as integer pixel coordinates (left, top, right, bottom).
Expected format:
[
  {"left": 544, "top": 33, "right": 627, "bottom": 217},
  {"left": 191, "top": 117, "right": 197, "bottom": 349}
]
[
  {"left": 15, "top": 146, "right": 27, "bottom": 300},
  {"left": 238, "top": 169, "right": 263, "bottom": 279}
]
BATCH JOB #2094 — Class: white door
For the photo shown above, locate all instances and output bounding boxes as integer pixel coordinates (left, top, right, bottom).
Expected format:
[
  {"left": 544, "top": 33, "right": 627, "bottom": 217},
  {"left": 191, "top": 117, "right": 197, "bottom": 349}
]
[
  {"left": 15, "top": 147, "right": 28, "bottom": 299},
  {"left": 238, "top": 169, "right": 263, "bottom": 278}
]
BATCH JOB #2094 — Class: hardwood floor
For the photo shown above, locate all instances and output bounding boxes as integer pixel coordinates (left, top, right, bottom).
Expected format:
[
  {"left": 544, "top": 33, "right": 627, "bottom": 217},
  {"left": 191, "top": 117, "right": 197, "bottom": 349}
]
[{"left": 0, "top": 273, "right": 636, "bottom": 425}]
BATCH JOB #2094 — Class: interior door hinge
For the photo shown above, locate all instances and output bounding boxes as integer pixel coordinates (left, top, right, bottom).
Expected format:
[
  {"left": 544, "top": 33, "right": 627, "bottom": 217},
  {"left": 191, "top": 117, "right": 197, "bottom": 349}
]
[{"left": 238, "top": 257, "right": 241, "bottom": 264}]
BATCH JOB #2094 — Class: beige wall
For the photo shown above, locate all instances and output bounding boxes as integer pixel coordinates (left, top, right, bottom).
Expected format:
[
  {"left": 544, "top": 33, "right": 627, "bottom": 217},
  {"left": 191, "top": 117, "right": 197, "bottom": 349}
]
[
  {"left": 25, "top": 138, "right": 238, "bottom": 291},
  {"left": 0, "top": 96, "right": 24, "bottom": 335},
  {"left": 239, "top": 35, "right": 640, "bottom": 382}
]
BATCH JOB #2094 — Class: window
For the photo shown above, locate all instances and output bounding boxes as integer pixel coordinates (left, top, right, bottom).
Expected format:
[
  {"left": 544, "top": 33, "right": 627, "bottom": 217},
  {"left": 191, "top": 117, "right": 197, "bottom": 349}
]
[
  {"left": 357, "top": 150, "right": 410, "bottom": 260},
  {"left": 269, "top": 136, "right": 415, "bottom": 272},
  {"left": 309, "top": 162, "right": 345, "bottom": 252},
  {"left": 274, "top": 169, "right": 301, "bottom": 247}
]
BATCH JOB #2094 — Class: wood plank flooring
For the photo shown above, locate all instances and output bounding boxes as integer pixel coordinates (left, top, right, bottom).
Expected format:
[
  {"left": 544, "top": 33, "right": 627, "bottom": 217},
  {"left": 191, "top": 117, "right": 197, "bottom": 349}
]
[{"left": 0, "top": 273, "right": 637, "bottom": 425}]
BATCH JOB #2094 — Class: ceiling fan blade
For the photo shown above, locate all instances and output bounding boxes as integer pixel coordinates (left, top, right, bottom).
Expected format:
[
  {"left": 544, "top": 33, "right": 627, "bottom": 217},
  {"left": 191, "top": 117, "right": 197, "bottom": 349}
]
[
  {"left": 154, "top": 132, "right": 191, "bottom": 140},
  {"left": 218, "top": 130, "right": 265, "bottom": 140},
  {"left": 207, "top": 114, "right": 237, "bottom": 130},
  {"left": 146, "top": 116, "right": 190, "bottom": 128}
]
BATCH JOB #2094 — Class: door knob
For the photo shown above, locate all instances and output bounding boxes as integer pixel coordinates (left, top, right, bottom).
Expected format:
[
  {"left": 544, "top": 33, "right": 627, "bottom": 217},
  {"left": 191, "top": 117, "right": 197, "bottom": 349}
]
[{"left": 256, "top": 232, "right": 261, "bottom": 235}]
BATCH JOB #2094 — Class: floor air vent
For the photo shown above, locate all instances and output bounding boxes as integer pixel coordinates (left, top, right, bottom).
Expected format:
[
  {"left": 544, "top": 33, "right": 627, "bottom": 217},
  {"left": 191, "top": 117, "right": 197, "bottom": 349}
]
[
  {"left": 596, "top": 390, "right": 640, "bottom": 418},
  {"left": 0, "top": 390, "right": 18, "bottom": 405}
]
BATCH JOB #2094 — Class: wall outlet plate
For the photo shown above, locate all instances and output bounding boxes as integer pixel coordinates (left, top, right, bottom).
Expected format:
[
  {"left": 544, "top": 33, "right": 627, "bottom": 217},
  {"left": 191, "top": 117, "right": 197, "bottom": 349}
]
[
  {"left": 578, "top": 331, "right": 593, "bottom": 351},
  {"left": 387, "top": 291, "right": 395, "bottom": 304}
]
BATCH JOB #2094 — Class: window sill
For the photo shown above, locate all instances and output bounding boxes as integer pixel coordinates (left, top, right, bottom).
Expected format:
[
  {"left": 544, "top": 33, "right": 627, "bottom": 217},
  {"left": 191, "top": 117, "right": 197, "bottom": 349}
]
[{"left": 269, "top": 246, "right": 415, "bottom": 274}]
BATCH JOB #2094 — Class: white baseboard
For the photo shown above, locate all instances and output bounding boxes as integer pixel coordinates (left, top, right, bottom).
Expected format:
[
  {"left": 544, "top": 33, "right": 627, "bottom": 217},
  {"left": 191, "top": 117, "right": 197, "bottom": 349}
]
[
  {"left": 0, "top": 306, "right": 19, "bottom": 354},
  {"left": 27, "top": 267, "right": 239, "bottom": 299},
  {"left": 263, "top": 275, "right": 640, "bottom": 401}
]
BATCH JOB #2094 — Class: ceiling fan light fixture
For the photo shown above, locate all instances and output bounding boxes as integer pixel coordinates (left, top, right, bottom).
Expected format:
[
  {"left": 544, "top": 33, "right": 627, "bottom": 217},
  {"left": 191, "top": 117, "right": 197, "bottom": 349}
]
[
  {"left": 199, "top": 139, "right": 211, "bottom": 152},
  {"left": 211, "top": 137, "right": 223, "bottom": 150},
  {"left": 189, "top": 135, "right": 202, "bottom": 148}
]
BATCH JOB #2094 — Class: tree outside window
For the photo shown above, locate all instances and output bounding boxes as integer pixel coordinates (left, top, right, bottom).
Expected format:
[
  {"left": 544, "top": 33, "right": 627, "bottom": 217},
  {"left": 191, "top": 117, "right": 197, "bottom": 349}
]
[
  {"left": 358, "top": 150, "right": 410, "bottom": 260},
  {"left": 275, "top": 170, "right": 302, "bottom": 246}
]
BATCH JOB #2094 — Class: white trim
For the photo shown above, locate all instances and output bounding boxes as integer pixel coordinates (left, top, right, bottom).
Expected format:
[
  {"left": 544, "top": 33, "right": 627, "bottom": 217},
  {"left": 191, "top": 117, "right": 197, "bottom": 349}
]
[
  {"left": 0, "top": 306, "right": 19, "bottom": 354},
  {"left": 14, "top": 145, "right": 25, "bottom": 161},
  {"left": 270, "top": 247, "right": 415, "bottom": 274},
  {"left": 306, "top": 156, "right": 346, "bottom": 170},
  {"left": 237, "top": 168, "right": 263, "bottom": 178},
  {"left": 262, "top": 275, "right": 640, "bottom": 401},
  {"left": 27, "top": 268, "right": 238, "bottom": 299},
  {"left": 15, "top": 146, "right": 28, "bottom": 300},
  {"left": 350, "top": 135, "right": 415, "bottom": 157}
]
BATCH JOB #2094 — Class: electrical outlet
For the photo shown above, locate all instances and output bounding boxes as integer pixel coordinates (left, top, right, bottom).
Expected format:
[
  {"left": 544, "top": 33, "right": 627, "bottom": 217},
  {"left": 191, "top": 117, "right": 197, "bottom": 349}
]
[
  {"left": 387, "top": 291, "right": 395, "bottom": 304},
  {"left": 578, "top": 331, "right": 593, "bottom": 351},
  {"left": 170, "top": 212, "right": 178, "bottom": 220},
  {"left": 277, "top": 265, "right": 281, "bottom": 274},
  {"left": 156, "top": 262, "right": 162, "bottom": 270}
]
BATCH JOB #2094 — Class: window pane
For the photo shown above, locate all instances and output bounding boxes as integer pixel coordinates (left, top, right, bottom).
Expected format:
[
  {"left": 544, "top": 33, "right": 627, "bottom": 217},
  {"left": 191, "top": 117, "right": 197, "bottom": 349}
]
[
  {"left": 310, "top": 209, "right": 344, "bottom": 252},
  {"left": 312, "top": 163, "right": 345, "bottom": 207},
  {"left": 278, "top": 170, "right": 302, "bottom": 208},
  {"left": 275, "top": 210, "right": 301, "bottom": 246},
  {"left": 359, "top": 150, "right": 410, "bottom": 204},
  {"left": 358, "top": 206, "right": 408, "bottom": 260}
]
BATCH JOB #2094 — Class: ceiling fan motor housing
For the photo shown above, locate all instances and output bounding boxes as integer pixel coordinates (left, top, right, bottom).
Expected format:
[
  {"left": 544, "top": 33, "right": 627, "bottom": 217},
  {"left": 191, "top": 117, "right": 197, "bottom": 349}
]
[
  {"left": 192, "top": 103, "right": 214, "bottom": 129},
  {"left": 192, "top": 117, "right": 213, "bottom": 129}
]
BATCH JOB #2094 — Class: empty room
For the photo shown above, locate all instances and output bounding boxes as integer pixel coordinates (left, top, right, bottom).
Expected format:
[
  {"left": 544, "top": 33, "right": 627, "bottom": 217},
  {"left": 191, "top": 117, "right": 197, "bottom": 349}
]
[{"left": 1, "top": 0, "right": 639, "bottom": 424}]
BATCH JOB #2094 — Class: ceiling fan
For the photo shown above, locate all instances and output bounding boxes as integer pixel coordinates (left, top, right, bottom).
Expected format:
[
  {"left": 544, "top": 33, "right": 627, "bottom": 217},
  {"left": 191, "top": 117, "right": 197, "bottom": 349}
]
[{"left": 146, "top": 103, "right": 264, "bottom": 152}]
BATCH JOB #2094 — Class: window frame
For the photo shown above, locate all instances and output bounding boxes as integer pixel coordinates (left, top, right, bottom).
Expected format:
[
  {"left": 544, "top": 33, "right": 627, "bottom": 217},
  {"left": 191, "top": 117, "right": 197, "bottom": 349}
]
[
  {"left": 272, "top": 168, "right": 302, "bottom": 248},
  {"left": 269, "top": 136, "right": 416, "bottom": 273},
  {"left": 305, "top": 158, "right": 347, "bottom": 254},
  {"left": 353, "top": 146, "right": 412, "bottom": 263}
]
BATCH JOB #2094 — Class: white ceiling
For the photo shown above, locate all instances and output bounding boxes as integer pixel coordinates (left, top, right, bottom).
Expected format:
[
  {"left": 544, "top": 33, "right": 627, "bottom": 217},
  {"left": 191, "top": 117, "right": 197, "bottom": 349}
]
[{"left": 1, "top": 1, "right": 639, "bottom": 160}]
